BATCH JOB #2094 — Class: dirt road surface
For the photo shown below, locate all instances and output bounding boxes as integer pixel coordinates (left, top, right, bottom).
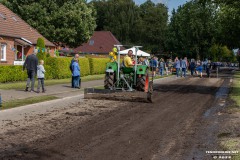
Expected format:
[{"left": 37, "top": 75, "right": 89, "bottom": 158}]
[{"left": 0, "top": 71, "right": 233, "bottom": 160}]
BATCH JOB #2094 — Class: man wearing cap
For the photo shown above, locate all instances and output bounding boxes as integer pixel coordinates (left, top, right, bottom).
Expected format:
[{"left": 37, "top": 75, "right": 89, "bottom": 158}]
[{"left": 23, "top": 48, "right": 39, "bottom": 92}]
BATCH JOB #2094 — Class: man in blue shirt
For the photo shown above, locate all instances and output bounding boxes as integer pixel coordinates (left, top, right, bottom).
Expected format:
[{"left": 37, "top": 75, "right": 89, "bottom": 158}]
[
  {"left": 70, "top": 54, "right": 80, "bottom": 88},
  {"left": 181, "top": 57, "right": 188, "bottom": 77},
  {"left": 150, "top": 56, "right": 157, "bottom": 76},
  {"left": 174, "top": 57, "right": 181, "bottom": 77}
]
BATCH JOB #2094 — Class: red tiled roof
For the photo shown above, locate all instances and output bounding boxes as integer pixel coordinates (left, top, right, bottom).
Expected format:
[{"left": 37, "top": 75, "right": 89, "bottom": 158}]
[
  {"left": 0, "top": 3, "right": 55, "bottom": 47},
  {"left": 74, "top": 31, "right": 123, "bottom": 54}
]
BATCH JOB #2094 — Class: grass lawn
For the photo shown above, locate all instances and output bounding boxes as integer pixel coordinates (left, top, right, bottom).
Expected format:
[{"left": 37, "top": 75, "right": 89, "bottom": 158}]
[
  {"left": 218, "top": 70, "right": 240, "bottom": 160},
  {"left": 0, "top": 74, "right": 105, "bottom": 90},
  {"left": 230, "top": 71, "right": 240, "bottom": 109},
  {"left": 0, "top": 95, "right": 58, "bottom": 110}
]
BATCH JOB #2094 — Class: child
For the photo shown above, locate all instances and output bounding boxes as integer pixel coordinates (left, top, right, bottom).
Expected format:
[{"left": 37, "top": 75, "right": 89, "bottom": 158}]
[{"left": 37, "top": 60, "right": 46, "bottom": 93}]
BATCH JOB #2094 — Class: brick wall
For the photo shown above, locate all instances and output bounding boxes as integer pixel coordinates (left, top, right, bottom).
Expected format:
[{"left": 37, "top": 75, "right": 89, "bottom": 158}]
[{"left": 0, "top": 37, "right": 15, "bottom": 65}]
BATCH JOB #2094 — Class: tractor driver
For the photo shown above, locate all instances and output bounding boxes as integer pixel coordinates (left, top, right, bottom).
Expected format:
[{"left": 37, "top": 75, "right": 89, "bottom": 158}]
[{"left": 123, "top": 50, "right": 134, "bottom": 68}]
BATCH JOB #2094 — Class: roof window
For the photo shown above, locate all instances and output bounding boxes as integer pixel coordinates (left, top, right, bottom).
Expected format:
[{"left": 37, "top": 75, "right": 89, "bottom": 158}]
[
  {"left": 0, "top": 13, "right": 6, "bottom": 20},
  {"left": 12, "top": 16, "right": 18, "bottom": 21},
  {"left": 89, "top": 40, "right": 94, "bottom": 45}
]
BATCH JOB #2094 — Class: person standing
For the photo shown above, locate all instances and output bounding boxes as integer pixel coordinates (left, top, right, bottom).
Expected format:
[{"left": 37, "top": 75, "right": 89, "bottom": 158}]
[
  {"left": 196, "top": 60, "right": 203, "bottom": 78},
  {"left": 70, "top": 54, "right": 79, "bottom": 88},
  {"left": 149, "top": 56, "right": 157, "bottom": 76},
  {"left": 37, "top": 60, "right": 46, "bottom": 93},
  {"left": 71, "top": 58, "right": 81, "bottom": 88},
  {"left": 159, "top": 58, "right": 165, "bottom": 76},
  {"left": 181, "top": 57, "right": 187, "bottom": 77},
  {"left": 174, "top": 57, "right": 181, "bottom": 77},
  {"left": 206, "top": 60, "right": 212, "bottom": 78},
  {"left": 168, "top": 59, "right": 173, "bottom": 74},
  {"left": 190, "top": 59, "right": 196, "bottom": 76},
  {"left": 23, "top": 48, "right": 38, "bottom": 92}
]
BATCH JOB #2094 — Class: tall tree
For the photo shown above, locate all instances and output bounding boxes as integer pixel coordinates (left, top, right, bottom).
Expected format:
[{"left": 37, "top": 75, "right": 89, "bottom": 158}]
[
  {"left": 138, "top": 0, "right": 168, "bottom": 53},
  {"left": 92, "top": 0, "right": 168, "bottom": 53},
  {"left": 1, "top": 0, "right": 96, "bottom": 47},
  {"left": 166, "top": 0, "right": 217, "bottom": 59}
]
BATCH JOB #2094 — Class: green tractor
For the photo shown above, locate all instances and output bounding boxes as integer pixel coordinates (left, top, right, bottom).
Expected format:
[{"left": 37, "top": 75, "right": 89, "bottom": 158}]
[{"left": 85, "top": 45, "right": 153, "bottom": 102}]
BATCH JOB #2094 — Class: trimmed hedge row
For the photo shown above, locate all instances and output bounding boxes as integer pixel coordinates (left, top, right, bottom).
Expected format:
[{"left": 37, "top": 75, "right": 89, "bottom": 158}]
[
  {"left": 46, "top": 57, "right": 91, "bottom": 78},
  {"left": 0, "top": 57, "right": 106, "bottom": 83},
  {"left": 89, "top": 58, "right": 109, "bottom": 75},
  {"left": 0, "top": 66, "right": 27, "bottom": 83}
]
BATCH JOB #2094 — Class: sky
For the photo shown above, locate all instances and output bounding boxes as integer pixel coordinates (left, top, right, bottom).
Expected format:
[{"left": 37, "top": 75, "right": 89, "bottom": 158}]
[{"left": 135, "top": 0, "right": 189, "bottom": 13}]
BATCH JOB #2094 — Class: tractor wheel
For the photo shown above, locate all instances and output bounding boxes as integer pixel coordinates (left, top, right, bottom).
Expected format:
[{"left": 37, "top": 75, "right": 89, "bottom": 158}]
[
  {"left": 104, "top": 73, "right": 114, "bottom": 89},
  {"left": 136, "top": 72, "right": 149, "bottom": 91}
]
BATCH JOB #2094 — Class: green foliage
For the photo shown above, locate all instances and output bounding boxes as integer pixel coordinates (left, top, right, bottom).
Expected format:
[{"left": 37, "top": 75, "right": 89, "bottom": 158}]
[
  {"left": 208, "top": 44, "right": 236, "bottom": 62},
  {"left": 166, "top": 0, "right": 217, "bottom": 59},
  {"left": 138, "top": 1, "right": 168, "bottom": 53},
  {"left": 0, "top": 66, "right": 27, "bottom": 83},
  {"left": 36, "top": 37, "right": 47, "bottom": 63},
  {"left": 214, "top": 3, "right": 240, "bottom": 48},
  {"left": 46, "top": 57, "right": 90, "bottom": 79},
  {"left": 79, "top": 58, "right": 91, "bottom": 76},
  {"left": 37, "top": 37, "right": 45, "bottom": 48},
  {"left": 0, "top": 57, "right": 91, "bottom": 83},
  {"left": 46, "top": 57, "right": 71, "bottom": 79},
  {"left": 89, "top": 58, "right": 109, "bottom": 75},
  {"left": 91, "top": 0, "right": 168, "bottom": 52},
  {"left": 1, "top": 0, "right": 96, "bottom": 48}
]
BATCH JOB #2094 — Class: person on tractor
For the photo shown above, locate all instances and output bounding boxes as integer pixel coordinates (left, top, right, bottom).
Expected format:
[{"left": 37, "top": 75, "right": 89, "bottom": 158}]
[{"left": 123, "top": 50, "right": 134, "bottom": 68}]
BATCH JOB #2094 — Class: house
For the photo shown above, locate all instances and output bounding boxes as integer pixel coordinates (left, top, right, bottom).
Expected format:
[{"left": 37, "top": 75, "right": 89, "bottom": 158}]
[
  {"left": 74, "top": 31, "right": 123, "bottom": 55},
  {"left": 0, "top": 4, "right": 55, "bottom": 65}
]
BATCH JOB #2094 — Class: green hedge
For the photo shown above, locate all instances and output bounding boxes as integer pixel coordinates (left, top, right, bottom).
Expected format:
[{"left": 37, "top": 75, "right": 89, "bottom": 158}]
[
  {"left": 0, "top": 66, "right": 27, "bottom": 83},
  {"left": 46, "top": 57, "right": 90, "bottom": 79},
  {"left": 79, "top": 58, "right": 91, "bottom": 76},
  {"left": 0, "top": 57, "right": 92, "bottom": 83},
  {"left": 89, "top": 58, "right": 109, "bottom": 75}
]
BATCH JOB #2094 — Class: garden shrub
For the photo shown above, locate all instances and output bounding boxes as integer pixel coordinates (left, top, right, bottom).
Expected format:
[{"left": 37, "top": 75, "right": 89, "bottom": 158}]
[
  {"left": 36, "top": 37, "right": 47, "bottom": 63},
  {"left": 79, "top": 58, "right": 91, "bottom": 76},
  {"left": 0, "top": 57, "right": 97, "bottom": 83},
  {"left": 0, "top": 66, "right": 27, "bottom": 83},
  {"left": 46, "top": 57, "right": 90, "bottom": 79},
  {"left": 89, "top": 58, "right": 109, "bottom": 74}
]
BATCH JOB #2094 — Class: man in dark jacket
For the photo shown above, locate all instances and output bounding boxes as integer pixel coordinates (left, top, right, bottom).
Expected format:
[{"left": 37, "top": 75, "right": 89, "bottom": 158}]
[
  {"left": 206, "top": 60, "right": 212, "bottom": 78},
  {"left": 23, "top": 48, "right": 38, "bottom": 92}
]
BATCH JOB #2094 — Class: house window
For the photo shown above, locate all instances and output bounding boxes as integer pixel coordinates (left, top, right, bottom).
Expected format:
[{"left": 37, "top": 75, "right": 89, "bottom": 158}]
[
  {"left": 89, "top": 40, "right": 94, "bottom": 45},
  {"left": 15, "top": 45, "right": 24, "bottom": 61},
  {"left": 1, "top": 44, "right": 6, "bottom": 61}
]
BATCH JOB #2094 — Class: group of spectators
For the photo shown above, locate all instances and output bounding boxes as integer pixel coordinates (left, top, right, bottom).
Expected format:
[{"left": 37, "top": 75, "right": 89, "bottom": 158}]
[{"left": 148, "top": 56, "right": 214, "bottom": 78}]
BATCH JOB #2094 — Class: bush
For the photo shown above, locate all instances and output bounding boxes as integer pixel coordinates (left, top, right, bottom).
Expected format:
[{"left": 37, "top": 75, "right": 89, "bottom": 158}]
[
  {"left": 36, "top": 37, "right": 47, "bottom": 63},
  {"left": 0, "top": 66, "right": 27, "bottom": 83},
  {"left": 46, "top": 57, "right": 90, "bottom": 79},
  {"left": 209, "top": 44, "right": 236, "bottom": 62},
  {"left": 0, "top": 57, "right": 95, "bottom": 83},
  {"left": 79, "top": 58, "right": 91, "bottom": 76},
  {"left": 37, "top": 37, "right": 45, "bottom": 48},
  {"left": 89, "top": 58, "right": 109, "bottom": 74}
]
